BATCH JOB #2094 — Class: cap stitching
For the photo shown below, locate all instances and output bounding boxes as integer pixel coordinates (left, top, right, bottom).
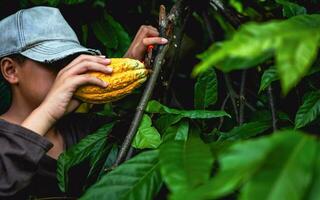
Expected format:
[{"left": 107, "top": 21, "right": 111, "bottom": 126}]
[
  {"left": 16, "top": 10, "right": 24, "bottom": 51},
  {"left": 19, "top": 10, "right": 26, "bottom": 48},
  {"left": 29, "top": 46, "right": 86, "bottom": 55}
]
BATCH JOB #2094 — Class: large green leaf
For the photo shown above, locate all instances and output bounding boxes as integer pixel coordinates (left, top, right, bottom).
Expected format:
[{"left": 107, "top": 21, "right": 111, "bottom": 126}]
[
  {"left": 132, "top": 115, "right": 161, "bottom": 149},
  {"left": 194, "top": 68, "right": 218, "bottom": 109},
  {"left": 239, "top": 133, "right": 317, "bottom": 200},
  {"left": 305, "top": 144, "right": 320, "bottom": 200},
  {"left": 295, "top": 91, "right": 320, "bottom": 129},
  {"left": 92, "top": 12, "right": 130, "bottom": 57},
  {"left": 218, "top": 120, "right": 272, "bottom": 141},
  {"left": 171, "top": 133, "right": 275, "bottom": 200},
  {"left": 146, "top": 100, "right": 230, "bottom": 119},
  {"left": 193, "top": 14, "right": 320, "bottom": 94},
  {"left": 160, "top": 134, "right": 214, "bottom": 193},
  {"left": 80, "top": 150, "right": 162, "bottom": 200},
  {"left": 57, "top": 123, "right": 114, "bottom": 192},
  {"left": 171, "top": 130, "right": 318, "bottom": 200}
]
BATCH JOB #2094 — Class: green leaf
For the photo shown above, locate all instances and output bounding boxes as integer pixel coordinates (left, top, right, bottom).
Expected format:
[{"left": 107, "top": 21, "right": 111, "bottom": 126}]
[
  {"left": 239, "top": 133, "right": 317, "bottom": 200},
  {"left": 194, "top": 68, "right": 218, "bottom": 109},
  {"left": 193, "top": 14, "right": 320, "bottom": 94},
  {"left": 62, "top": 0, "right": 85, "bottom": 4},
  {"left": 146, "top": 100, "right": 230, "bottom": 119},
  {"left": 57, "top": 123, "right": 114, "bottom": 192},
  {"left": 295, "top": 91, "right": 320, "bottom": 129},
  {"left": 132, "top": 115, "right": 161, "bottom": 149},
  {"left": 175, "top": 119, "right": 189, "bottom": 141},
  {"left": 276, "top": 35, "right": 319, "bottom": 94},
  {"left": 306, "top": 144, "right": 320, "bottom": 200},
  {"left": 218, "top": 120, "right": 272, "bottom": 141},
  {"left": 160, "top": 135, "right": 214, "bottom": 193},
  {"left": 275, "top": 0, "right": 307, "bottom": 18},
  {"left": 80, "top": 150, "right": 162, "bottom": 200},
  {"left": 155, "top": 114, "right": 184, "bottom": 134},
  {"left": 259, "top": 67, "right": 279, "bottom": 93},
  {"left": 92, "top": 16, "right": 118, "bottom": 50},
  {"left": 97, "top": 144, "right": 119, "bottom": 180},
  {"left": 172, "top": 130, "right": 318, "bottom": 200},
  {"left": 92, "top": 12, "right": 130, "bottom": 57}
]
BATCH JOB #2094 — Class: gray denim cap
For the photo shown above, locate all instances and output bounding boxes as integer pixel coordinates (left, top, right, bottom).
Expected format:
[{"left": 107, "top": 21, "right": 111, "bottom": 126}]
[{"left": 0, "top": 6, "right": 100, "bottom": 63}]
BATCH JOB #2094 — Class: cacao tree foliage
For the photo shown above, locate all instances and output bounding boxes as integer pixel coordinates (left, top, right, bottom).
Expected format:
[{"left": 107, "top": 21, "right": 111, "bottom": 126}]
[{"left": 1, "top": 0, "right": 320, "bottom": 200}]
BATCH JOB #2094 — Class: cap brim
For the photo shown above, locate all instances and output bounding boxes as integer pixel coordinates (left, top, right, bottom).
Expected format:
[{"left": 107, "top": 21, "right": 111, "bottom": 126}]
[{"left": 20, "top": 40, "right": 101, "bottom": 63}]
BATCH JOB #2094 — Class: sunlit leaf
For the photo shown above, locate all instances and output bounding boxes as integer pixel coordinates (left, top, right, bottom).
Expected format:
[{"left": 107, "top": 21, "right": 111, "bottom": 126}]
[
  {"left": 193, "top": 14, "right": 320, "bottom": 94},
  {"left": 171, "top": 130, "right": 318, "bottom": 200},
  {"left": 132, "top": 115, "right": 161, "bottom": 149}
]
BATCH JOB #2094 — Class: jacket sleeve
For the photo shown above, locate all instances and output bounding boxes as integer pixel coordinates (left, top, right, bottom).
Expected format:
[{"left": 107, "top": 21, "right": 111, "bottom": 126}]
[{"left": 0, "top": 119, "right": 53, "bottom": 197}]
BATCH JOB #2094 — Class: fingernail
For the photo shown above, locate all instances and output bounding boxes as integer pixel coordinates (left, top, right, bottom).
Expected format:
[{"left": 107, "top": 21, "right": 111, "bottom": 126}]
[
  {"left": 161, "top": 38, "right": 168, "bottom": 43},
  {"left": 99, "top": 55, "right": 106, "bottom": 58},
  {"left": 103, "top": 81, "right": 108, "bottom": 87},
  {"left": 106, "top": 66, "right": 113, "bottom": 73},
  {"left": 103, "top": 58, "right": 111, "bottom": 63}
]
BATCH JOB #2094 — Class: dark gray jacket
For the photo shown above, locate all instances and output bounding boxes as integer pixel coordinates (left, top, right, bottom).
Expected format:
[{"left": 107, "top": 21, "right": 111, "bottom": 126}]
[{"left": 0, "top": 113, "right": 110, "bottom": 199}]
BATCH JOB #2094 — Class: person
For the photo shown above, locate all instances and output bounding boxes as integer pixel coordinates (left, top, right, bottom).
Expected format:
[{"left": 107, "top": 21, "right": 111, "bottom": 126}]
[{"left": 0, "top": 6, "right": 168, "bottom": 199}]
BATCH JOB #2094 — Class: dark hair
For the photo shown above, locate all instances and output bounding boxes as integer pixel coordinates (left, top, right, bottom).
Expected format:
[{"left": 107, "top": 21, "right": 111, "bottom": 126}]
[
  {"left": 8, "top": 54, "right": 27, "bottom": 64},
  {"left": 0, "top": 54, "right": 27, "bottom": 82}
]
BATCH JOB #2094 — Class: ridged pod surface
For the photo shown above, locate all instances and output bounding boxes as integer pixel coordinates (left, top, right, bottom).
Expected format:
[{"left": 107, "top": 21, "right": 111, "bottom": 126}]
[{"left": 74, "top": 58, "right": 148, "bottom": 104}]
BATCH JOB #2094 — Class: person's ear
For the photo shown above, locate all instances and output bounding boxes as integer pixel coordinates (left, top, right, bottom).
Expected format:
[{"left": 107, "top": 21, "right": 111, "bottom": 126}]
[{"left": 0, "top": 57, "right": 20, "bottom": 84}]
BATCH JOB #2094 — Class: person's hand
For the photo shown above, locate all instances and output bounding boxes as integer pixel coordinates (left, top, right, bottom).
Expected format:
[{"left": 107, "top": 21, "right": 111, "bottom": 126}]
[
  {"left": 123, "top": 25, "right": 168, "bottom": 60},
  {"left": 22, "top": 55, "right": 112, "bottom": 135}
]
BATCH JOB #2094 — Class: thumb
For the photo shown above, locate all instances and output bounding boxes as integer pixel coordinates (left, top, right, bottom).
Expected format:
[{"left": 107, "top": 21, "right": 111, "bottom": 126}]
[{"left": 66, "top": 99, "right": 81, "bottom": 113}]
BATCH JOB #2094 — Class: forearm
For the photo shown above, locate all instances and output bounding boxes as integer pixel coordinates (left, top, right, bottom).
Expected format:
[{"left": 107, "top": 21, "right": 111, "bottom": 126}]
[{"left": 21, "top": 106, "right": 56, "bottom": 136}]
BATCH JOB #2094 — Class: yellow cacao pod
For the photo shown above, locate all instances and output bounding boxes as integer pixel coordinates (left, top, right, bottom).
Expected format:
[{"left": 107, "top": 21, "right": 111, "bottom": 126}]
[{"left": 74, "top": 58, "right": 148, "bottom": 104}]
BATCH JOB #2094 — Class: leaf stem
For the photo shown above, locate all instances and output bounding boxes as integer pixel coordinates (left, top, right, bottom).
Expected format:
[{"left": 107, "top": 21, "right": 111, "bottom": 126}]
[
  {"left": 268, "top": 85, "right": 278, "bottom": 131},
  {"left": 239, "top": 70, "right": 247, "bottom": 125}
]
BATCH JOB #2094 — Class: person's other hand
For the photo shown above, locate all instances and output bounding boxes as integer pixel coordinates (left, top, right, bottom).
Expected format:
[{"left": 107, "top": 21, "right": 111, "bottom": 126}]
[{"left": 123, "top": 25, "right": 168, "bottom": 60}]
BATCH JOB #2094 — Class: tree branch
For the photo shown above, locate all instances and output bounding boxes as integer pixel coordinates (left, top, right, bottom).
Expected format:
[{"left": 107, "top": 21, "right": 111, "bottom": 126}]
[{"left": 113, "top": 1, "right": 191, "bottom": 167}]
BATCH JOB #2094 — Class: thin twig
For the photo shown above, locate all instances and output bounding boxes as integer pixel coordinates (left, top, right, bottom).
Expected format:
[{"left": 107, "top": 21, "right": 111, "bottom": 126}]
[
  {"left": 201, "top": 10, "right": 215, "bottom": 42},
  {"left": 218, "top": 93, "right": 230, "bottom": 130},
  {"left": 268, "top": 85, "right": 277, "bottom": 131},
  {"left": 210, "top": 0, "right": 242, "bottom": 27},
  {"left": 239, "top": 70, "right": 246, "bottom": 125},
  {"left": 224, "top": 74, "right": 239, "bottom": 123}
]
